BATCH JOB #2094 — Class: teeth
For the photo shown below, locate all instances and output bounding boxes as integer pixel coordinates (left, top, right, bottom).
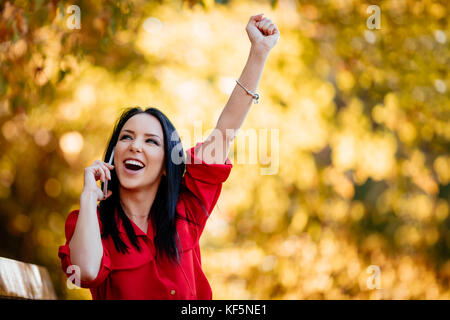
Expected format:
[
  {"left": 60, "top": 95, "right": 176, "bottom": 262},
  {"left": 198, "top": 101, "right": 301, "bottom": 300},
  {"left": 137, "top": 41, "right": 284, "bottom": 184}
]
[{"left": 124, "top": 159, "right": 144, "bottom": 168}]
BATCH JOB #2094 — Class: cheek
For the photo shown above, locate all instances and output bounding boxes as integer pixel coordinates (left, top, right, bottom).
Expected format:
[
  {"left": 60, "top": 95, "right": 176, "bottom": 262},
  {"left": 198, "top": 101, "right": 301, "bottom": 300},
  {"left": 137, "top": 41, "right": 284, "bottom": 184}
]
[
  {"left": 154, "top": 150, "right": 165, "bottom": 167},
  {"left": 146, "top": 149, "right": 165, "bottom": 169},
  {"left": 114, "top": 143, "right": 127, "bottom": 157}
]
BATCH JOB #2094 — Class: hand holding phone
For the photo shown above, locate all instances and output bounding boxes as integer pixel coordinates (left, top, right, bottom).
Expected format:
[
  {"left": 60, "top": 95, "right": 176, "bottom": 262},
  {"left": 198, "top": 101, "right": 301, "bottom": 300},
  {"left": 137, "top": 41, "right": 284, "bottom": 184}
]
[{"left": 82, "top": 157, "right": 114, "bottom": 202}]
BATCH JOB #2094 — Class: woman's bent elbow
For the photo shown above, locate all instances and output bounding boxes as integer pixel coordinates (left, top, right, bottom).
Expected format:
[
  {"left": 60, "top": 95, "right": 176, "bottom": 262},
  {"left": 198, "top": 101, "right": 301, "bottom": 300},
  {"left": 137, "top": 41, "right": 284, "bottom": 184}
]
[
  {"left": 68, "top": 241, "right": 103, "bottom": 282},
  {"left": 69, "top": 254, "right": 101, "bottom": 282},
  {"left": 78, "top": 264, "right": 101, "bottom": 282}
]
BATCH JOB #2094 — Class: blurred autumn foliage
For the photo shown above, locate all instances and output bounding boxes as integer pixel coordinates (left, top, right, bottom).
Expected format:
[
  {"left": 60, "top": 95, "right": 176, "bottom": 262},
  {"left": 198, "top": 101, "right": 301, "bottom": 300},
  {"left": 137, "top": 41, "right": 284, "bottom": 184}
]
[{"left": 0, "top": 0, "right": 449, "bottom": 300}]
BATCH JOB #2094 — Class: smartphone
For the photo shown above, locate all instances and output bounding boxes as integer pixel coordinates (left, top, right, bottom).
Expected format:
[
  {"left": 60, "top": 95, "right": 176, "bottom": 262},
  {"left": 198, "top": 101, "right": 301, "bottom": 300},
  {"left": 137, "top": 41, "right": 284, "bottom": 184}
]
[{"left": 103, "top": 147, "right": 115, "bottom": 199}]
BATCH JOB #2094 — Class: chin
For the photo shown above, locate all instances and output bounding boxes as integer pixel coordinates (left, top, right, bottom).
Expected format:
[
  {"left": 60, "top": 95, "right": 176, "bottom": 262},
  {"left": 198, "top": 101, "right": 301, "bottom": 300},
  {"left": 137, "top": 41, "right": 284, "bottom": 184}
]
[
  {"left": 118, "top": 177, "right": 159, "bottom": 191},
  {"left": 117, "top": 176, "right": 141, "bottom": 189}
]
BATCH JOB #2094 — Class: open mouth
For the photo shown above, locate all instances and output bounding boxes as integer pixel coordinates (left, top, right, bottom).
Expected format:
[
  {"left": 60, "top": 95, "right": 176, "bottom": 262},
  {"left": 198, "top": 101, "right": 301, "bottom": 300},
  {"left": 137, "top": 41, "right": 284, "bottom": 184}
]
[{"left": 123, "top": 159, "right": 145, "bottom": 172}]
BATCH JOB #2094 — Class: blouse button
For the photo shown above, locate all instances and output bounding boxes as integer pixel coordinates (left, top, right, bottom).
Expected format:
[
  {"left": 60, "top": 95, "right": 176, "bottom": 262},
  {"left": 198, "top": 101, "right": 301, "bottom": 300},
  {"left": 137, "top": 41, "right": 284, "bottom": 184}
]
[{"left": 170, "top": 290, "right": 176, "bottom": 295}]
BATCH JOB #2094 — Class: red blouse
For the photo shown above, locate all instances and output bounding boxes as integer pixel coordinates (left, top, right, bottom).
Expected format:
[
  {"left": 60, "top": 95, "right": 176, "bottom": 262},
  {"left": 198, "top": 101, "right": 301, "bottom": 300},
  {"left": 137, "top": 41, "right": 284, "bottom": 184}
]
[{"left": 58, "top": 142, "right": 232, "bottom": 300}]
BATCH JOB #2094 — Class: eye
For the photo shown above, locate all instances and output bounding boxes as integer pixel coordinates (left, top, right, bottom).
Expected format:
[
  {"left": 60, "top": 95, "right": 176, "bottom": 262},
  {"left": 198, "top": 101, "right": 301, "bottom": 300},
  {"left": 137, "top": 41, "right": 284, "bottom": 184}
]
[
  {"left": 120, "top": 134, "right": 132, "bottom": 140},
  {"left": 147, "top": 139, "right": 159, "bottom": 145}
]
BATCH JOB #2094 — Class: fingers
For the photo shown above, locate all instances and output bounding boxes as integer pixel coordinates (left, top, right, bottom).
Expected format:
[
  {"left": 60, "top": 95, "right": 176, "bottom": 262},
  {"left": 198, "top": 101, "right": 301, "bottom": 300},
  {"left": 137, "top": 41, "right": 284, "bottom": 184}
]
[
  {"left": 92, "top": 161, "right": 106, "bottom": 182},
  {"left": 104, "top": 190, "right": 113, "bottom": 200},
  {"left": 255, "top": 17, "right": 277, "bottom": 35},
  {"left": 256, "top": 18, "right": 270, "bottom": 29},
  {"left": 99, "top": 162, "right": 112, "bottom": 180},
  {"left": 99, "top": 189, "right": 112, "bottom": 202},
  {"left": 94, "top": 166, "right": 106, "bottom": 183},
  {"left": 92, "top": 160, "right": 112, "bottom": 182},
  {"left": 268, "top": 23, "right": 276, "bottom": 35},
  {"left": 250, "top": 13, "right": 264, "bottom": 22},
  {"left": 105, "top": 163, "right": 115, "bottom": 170}
]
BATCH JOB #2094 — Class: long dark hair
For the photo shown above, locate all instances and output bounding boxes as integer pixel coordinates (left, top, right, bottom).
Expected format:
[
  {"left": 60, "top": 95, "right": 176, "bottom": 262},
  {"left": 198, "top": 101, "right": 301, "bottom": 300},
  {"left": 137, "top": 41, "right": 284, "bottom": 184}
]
[{"left": 98, "top": 107, "right": 197, "bottom": 264}]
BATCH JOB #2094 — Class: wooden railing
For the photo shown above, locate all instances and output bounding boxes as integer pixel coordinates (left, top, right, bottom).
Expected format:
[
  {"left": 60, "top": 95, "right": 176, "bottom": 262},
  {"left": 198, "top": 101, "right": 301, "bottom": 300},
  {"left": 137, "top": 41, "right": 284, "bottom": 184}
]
[{"left": 0, "top": 257, "right": 56, "bottom": 299}]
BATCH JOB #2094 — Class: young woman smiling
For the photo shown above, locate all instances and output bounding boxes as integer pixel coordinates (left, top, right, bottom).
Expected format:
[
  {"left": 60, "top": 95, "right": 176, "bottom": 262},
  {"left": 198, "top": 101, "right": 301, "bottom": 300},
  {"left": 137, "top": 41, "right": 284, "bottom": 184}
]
[{"left": 58, "top": 13, "right": 279, "bottom": 300}]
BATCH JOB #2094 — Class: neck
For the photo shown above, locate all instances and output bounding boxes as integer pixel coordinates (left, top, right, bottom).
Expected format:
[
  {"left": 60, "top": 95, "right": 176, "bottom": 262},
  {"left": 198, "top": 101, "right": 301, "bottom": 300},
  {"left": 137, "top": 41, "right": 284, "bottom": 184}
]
[{"left": 119, "top": 180, "right": 160, "bottom": 225}]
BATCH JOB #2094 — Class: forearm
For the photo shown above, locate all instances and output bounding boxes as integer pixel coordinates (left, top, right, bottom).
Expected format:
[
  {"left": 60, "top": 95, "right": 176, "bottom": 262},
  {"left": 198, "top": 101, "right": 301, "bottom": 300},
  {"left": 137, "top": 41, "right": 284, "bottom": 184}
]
[
  {"left": 69, "top": 190, "right": 103, "bottom": 281},
  {"left": 215, "top": 46, "right": 269, "bottom": 137},
  {"left": 198, "top": 14, "right": 278, "bottom": 165}
]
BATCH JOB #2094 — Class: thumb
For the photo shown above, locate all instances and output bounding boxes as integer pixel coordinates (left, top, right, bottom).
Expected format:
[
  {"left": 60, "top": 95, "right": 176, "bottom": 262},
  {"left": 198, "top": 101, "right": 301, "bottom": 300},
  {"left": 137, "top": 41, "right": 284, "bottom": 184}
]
[{"left": 104, "top": 190, "right": 113, "bottom": 200}]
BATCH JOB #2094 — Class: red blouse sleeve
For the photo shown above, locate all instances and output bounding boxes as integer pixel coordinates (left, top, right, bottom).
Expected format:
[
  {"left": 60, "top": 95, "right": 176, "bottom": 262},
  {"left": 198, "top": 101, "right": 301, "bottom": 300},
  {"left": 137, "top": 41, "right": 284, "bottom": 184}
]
[
  {"left": 57, "top": 209, "right": 112, "bottom": 289},
  {"left": 181, "top": 142, "right": 233, "bottom": 236}
]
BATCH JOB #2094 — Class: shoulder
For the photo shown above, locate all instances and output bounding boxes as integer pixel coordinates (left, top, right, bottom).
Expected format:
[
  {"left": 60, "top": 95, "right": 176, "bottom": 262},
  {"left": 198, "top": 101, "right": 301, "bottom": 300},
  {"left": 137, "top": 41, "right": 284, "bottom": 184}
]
[
  {"left": 183, "top": 142, "right": 233, "bottom": 185},
  {"left": 65, "top": 209, "right": 80, "bottom": 223},
  {"left": 64, "top": 209, "right": 79, "bottom": 240}
]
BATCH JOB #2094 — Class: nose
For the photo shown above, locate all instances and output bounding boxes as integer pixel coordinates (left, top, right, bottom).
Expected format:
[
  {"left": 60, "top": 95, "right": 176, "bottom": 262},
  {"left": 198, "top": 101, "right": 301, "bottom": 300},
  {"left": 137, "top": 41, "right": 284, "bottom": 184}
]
[{"left": 129, "top": 139, "right": 143, "bottom": 152}]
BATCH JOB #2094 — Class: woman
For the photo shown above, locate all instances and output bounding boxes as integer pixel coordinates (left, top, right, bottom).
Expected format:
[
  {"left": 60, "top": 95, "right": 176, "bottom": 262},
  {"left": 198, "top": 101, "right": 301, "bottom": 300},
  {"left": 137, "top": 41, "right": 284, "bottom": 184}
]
[{"left": 58, "top": 13, "right": 279, "bottom": 300}]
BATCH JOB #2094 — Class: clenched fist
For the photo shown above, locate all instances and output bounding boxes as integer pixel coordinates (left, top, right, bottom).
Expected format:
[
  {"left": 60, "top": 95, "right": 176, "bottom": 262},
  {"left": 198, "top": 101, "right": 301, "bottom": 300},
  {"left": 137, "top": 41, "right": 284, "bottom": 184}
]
[{"left": 246, "top": 13, "right": 280, "bottom": 53}]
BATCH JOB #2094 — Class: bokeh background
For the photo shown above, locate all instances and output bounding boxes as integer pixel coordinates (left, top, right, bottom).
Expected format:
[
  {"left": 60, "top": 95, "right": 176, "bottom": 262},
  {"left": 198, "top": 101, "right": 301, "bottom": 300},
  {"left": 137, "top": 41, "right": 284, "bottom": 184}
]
[{"left": 0, "top": 0, "right": 449, "bottom": 299}]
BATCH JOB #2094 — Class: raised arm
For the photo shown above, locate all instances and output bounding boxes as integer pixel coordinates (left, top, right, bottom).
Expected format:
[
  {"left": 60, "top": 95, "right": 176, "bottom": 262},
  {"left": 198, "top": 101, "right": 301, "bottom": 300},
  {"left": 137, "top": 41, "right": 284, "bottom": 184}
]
[{"left": 196, "top": 14, "right": 280, "bottom": 164}]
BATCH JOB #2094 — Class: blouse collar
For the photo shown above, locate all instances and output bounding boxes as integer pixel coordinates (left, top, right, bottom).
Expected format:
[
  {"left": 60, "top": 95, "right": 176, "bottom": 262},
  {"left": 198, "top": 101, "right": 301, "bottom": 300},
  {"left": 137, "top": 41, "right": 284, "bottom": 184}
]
[{"left": 115, "top": 206, "right": 154, "bottom": 239}]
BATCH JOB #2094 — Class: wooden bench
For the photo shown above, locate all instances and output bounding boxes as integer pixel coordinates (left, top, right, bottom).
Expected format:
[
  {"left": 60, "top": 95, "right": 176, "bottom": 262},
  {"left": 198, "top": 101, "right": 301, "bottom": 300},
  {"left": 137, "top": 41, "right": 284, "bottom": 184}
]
[{"left": 0, "top": 257, "right": 56, "bottom": 299}]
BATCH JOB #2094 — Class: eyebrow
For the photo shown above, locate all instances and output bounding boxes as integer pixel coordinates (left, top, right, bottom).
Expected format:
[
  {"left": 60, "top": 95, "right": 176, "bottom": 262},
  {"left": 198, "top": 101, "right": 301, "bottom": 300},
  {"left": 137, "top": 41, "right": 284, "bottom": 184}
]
[{"left": 121, "top": 129, "right": 162, "bottom": 140}]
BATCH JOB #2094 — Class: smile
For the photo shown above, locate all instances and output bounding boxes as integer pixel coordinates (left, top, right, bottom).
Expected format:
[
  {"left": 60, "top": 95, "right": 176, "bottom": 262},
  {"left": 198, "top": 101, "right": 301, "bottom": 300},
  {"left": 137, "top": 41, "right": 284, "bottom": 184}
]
[
  {"left": 123, "top": 159, "right": 146, "bottom": 174},
  {"left": 123, "top": 166, "right": 144, "bottom": 175}
]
